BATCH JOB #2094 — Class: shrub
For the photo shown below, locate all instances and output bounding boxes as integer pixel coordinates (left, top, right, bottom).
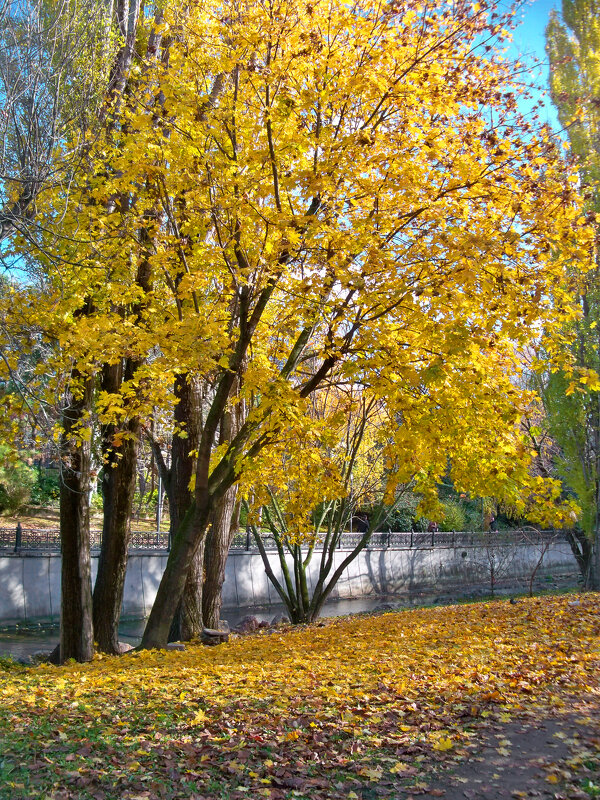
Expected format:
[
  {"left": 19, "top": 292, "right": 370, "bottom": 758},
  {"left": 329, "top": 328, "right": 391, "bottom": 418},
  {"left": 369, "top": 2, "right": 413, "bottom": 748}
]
[
  {"left": 0, "top": 447, "right": 36, "bottom": 513},
  {"left": 439, "top": 500, "right": 467, "bottom": 531},
  {"left": 30, "top": 469, "right": 60, "bottom": 506}
]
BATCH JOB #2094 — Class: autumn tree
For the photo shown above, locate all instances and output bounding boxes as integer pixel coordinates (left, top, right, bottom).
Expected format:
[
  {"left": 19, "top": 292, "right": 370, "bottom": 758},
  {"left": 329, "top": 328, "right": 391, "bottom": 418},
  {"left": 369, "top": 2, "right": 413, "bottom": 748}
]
[
  {"left": 245, "top": 384, "right": 406, "bottom": 624},
  {"left": 0, "top": 0, "right": 115, "bottom": 251},
  {"left": 4, "top": 0, "right": 589, "bottom": 657},
  {"left": 0, "top": 0, "right": 167, "bottom": 661},
  {"left": 544, "top": 0, "right": 600, "bottom": 588}
]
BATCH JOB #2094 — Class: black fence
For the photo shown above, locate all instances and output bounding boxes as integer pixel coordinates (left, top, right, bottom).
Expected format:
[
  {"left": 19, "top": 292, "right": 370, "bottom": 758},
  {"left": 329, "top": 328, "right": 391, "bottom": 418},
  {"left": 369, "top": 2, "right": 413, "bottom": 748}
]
[{"left": 0, "top": 525, "right": 567, "bottom": 553}]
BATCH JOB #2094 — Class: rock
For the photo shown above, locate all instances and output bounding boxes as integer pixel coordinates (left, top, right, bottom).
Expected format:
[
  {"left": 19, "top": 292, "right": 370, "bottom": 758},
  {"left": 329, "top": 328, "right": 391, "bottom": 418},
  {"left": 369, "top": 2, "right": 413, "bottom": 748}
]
[
  {"left": 234, "top": 615, "right": 260, "bottom": 634},
  {"left": 201, "top": 627, "right": 229, "bottom": 646},
  {"left": 116, "top": 642, "right": 134, "bottom": 654},
  {"left": 373, "top": 603, "right": 396, "bottom": 613},
  {"left": 258, "top": 620, "right": 270, "bottom": 629},
  {"left": 270, "top": 613, "right": 290, "bottom": 626},
  {"left": 166, "top": 642, "right": 186, "bottom": 651},
  {"left": 30, "top": 651, "right": 53, "bottom": 665},
  {"left": 47, "top": 644, "right": 61, "bottom": 665}
]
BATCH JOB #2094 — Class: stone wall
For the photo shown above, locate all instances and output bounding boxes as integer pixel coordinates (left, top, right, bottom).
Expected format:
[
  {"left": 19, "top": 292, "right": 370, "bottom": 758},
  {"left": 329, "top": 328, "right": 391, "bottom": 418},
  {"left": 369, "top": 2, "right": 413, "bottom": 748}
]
[{"left": 0, "top": 539, "right": 579, "bottom": 624}]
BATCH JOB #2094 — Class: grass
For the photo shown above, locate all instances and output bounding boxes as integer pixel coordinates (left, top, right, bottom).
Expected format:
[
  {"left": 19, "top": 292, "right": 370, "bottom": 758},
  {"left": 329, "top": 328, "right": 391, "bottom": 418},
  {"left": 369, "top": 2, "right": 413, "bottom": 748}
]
[{"left": 0, "top": 594, "right": 598, "bottom": 800}]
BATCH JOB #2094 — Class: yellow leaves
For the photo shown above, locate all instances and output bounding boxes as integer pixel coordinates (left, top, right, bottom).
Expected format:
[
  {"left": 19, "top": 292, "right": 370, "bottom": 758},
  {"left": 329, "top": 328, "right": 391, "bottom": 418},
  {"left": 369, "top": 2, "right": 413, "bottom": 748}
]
[
  {"left": 190, "top": 708, "right": 208, "bottom": 726},
  {"left": 432, "top": 736, "right": 454, "bottom": 752},
  {"left": 359, "top": 765, "right": 383, "bottom": 781},
  {"left": 390, "top": 761, "right": 411, "bottom": 774},
  {"left": 0, "top": 596, "right": 599, "bottom": 799}
]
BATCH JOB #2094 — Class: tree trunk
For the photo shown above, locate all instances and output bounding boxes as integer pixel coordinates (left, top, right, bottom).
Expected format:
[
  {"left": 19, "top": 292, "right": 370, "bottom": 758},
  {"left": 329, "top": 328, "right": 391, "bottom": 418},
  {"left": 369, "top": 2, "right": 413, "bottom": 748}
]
[
  {"left": 140, "top": 494, "right": 212, "bottom": 649},
  {"left": 92, "top": 361, "right": 140, "bottom": 654},
  {"left": 566, "top": 528, "right": 595, "bottom": 588},
  {"left": 179, "top": 537, "right": 205, "bottom": 640},
  {"left": 202, "top": 486, "right": 238, "bottom": 629},
  {"left": 201, "top": 383, "right": 244, "bottom": 630},
  {"left": 59, "top": 372, "right": 94, "bottom": 664},
  {"left": 159, "top": 374, "right": 203, "bottom": 642}
]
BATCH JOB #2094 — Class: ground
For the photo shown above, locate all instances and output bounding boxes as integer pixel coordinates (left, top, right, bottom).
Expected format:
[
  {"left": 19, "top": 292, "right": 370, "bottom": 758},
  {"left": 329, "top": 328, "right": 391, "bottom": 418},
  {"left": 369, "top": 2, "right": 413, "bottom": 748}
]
[
  {"left": 422, "top": 694, "right": 600, "bottom": 799},
  {"left": 1, "top": 506, "right": 164, "bottom": 531},
  {"left": 0, "top": 594, "right": 598, "bottom": 800}
]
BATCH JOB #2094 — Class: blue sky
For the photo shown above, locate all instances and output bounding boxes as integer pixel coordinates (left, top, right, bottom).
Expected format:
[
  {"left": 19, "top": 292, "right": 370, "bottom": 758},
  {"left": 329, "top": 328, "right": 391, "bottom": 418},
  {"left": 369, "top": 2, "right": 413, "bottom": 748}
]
[{"left": 511, "top": 0, "right": 562, "bottom": 128}]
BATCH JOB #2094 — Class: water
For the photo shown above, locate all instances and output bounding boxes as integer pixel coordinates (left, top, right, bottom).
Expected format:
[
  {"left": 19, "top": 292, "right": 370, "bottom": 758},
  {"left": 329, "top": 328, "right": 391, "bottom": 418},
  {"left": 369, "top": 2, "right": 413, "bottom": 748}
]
[{"left": 0, "top": 596, "right": 395, "bottom": 662}]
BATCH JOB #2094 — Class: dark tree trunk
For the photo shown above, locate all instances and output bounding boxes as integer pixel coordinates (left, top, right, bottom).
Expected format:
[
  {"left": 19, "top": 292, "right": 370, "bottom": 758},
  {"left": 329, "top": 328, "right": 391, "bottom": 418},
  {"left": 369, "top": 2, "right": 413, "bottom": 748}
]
[
  {"left": 59, "top": 372, "right": 94, "bottom": 664},
  {"left": 202, "top": 382, "right": 244, "bottom": 630},
  {"left": 158, "top": 374, "right": 203, "bottom": 642},
  {"left": 169, "top": 375, "right": 202, "bottom": 533},
  {"left": 566, "top": 528, "right": 597, "bottom": 589},
  {"left": 141, "top": 278, "right": 285, "bottom": 649},
  {"left": 179, "top": 537, "right": 205, "bottom": 640},
  {"left": 141, "top": 494, "right": 213, "bottom": 649},
  {"left": 92, "top": 361, "right": 141, "bottom": 654},
  {"left": 202, "top": 486, "right": 238, "bottom": 629}
]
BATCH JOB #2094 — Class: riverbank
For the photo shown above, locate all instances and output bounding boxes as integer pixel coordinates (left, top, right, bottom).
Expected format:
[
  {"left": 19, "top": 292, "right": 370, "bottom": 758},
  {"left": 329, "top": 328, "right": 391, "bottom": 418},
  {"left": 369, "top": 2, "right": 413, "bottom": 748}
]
[
  {"left": 0, "top": 585, "right": 580, "bottom": 662},
  {"left": 0, "top": 533, "right": 579, "bottom": 626}
]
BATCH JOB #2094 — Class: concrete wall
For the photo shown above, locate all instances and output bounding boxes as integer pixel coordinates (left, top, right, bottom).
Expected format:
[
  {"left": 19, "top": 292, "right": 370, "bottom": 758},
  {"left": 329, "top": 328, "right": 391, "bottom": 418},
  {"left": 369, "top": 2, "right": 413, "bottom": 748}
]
[{"left": 0, "top": 540, "right": 579, "bottom": 624}]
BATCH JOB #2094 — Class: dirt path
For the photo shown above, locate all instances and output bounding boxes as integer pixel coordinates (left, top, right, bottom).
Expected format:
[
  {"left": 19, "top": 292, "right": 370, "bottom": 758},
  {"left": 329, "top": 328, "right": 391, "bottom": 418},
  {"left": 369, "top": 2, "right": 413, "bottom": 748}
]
[{"left": 416, "top": 693, "right": 600, "bottom": 800}]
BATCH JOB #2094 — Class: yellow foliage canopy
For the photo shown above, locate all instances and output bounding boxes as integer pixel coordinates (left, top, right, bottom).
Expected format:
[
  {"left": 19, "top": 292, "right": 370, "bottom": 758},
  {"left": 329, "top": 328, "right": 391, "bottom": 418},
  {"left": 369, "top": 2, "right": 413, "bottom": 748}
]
[{"left": 0, "top": 0, "right": 592, "bottom": 519}]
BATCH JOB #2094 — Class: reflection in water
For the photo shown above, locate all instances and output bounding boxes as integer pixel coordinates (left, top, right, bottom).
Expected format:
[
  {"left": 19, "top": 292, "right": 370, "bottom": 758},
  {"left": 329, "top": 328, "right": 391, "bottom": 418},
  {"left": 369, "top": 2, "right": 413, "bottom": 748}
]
[{"left": 0, "top": 596, "right": 412, "bottom": 661}]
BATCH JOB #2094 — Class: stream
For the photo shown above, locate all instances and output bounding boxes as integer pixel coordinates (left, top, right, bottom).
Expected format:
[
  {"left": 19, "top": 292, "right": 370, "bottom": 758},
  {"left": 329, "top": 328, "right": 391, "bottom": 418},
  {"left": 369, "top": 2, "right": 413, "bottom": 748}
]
[{"left": 0, "top": 596, "right": 400, "bottom": 661}]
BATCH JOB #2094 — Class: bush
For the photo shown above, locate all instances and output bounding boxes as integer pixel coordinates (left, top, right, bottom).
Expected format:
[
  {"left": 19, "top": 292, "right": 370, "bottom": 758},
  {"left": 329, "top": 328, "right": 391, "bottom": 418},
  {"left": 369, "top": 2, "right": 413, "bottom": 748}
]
[
  {"left": 438, "top": 500, "right": 467, "bottom": 532},
  {"left": 377, "top": 493, "right": 423, "bottom": 532},
  {"left": 0, "top": 448, "right": 36, "bottom": 513},
  {"left": 30, "top": 469, "right": 60, "bottom": 506}
]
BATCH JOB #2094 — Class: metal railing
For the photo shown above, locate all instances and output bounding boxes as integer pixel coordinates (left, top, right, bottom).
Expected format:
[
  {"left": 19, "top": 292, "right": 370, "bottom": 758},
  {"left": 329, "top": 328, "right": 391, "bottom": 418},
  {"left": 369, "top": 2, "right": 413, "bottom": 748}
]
[{"left": 0, "top": 525, "right": 567, "bottom": 553}]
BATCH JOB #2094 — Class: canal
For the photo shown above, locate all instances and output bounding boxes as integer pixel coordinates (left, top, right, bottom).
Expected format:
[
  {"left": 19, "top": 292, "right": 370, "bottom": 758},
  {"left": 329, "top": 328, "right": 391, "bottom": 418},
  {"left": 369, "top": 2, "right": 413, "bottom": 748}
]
[{"left": 0, "top": 596, "right": 397, "bottom": 661}]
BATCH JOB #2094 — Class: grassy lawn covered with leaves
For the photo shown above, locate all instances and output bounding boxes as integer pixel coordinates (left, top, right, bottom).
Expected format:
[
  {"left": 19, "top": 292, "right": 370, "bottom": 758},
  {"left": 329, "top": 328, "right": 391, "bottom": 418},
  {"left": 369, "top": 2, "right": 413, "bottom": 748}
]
[{"left": 0, "top": 594, "right": 598, "bottom": 800}]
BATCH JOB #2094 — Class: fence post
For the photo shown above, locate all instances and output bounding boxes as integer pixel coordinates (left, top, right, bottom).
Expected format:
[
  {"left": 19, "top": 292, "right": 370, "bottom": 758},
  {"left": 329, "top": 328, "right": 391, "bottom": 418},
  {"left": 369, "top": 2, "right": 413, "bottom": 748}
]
[
  {"left": 431, "top": 529, "right": 434, "bottom": 547},
  {"left": 387, "top": 531, "right": 391, "bottom": 548},
  {"left": 410, "top": 530, "right": 413, "bottom": 548},
  {"left": 246, "top": 525, "right": 251, "bottom": 551},
  {"left": 14, "top": 522, "right": 22, "bottom": 552}
]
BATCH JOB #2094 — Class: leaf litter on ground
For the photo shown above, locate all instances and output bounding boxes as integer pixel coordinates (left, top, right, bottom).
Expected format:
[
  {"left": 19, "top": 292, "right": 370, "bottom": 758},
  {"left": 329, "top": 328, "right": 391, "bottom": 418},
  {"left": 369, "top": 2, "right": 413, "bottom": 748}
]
[{"left": 0, "top": 594, "right": 598, "bottom": 800}]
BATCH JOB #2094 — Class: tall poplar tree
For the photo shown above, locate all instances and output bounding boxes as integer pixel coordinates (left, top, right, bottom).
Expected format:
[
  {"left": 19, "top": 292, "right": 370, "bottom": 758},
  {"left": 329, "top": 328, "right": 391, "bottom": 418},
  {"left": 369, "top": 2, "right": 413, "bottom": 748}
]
[{"left": 545, "top": 0, "right": 600, "bottom": 588}]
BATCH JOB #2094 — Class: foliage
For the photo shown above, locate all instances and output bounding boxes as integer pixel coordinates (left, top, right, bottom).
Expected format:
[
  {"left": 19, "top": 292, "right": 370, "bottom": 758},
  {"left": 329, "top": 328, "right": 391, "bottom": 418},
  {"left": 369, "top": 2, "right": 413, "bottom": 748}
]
[
  {"left": 0, "top": 595, "right": 598, "bottom": 799},
  {"left": 438, "top": 499, "right": 468, "bottom": 532},
  {"left": 13, "top": 0, "right": 588, "bottom": 517},
  {"left": 543, "top": 0, "right": 600, "bottom": 586},
  {"left": 248, "top": 387, "right": 415, "bottom": 621},
  {"left": 29, "top": 469, "right": 60, "bottom": 506},
  {"left": 0, "top": 0, "right": 593, "bottom": 652},
  {"left": 0, "top": 446, "right": 36, "bottom": 513},
  {"left": 0, "top": 0, "right": 118, "bottom": 250},
  {"left": 377, "top": 495, "right": 421, "bottom": 532}
]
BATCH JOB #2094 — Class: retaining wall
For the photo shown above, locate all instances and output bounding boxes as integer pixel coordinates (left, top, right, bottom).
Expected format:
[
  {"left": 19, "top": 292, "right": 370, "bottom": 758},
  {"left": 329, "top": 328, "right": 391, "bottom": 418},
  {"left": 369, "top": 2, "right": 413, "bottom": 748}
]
[{"left": 0, "top": 539, "right": 579, "bottom": 624}]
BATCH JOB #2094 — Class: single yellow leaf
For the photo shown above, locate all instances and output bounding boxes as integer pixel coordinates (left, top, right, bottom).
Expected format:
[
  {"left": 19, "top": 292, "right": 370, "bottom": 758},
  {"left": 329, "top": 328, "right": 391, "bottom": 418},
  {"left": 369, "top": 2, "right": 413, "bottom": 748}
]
[{"left": 432, "top": 736, "right": 453, "bottom": 752}]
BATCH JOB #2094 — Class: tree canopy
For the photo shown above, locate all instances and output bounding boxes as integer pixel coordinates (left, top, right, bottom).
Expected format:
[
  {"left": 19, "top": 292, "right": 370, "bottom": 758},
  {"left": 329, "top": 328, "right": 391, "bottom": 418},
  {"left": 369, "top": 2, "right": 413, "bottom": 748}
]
[
  {"left": 543, "top": 0, "right": 600, "bottom": 587},
  {"left": 0, "top": 0, "right": 593, "bottom": 650}
]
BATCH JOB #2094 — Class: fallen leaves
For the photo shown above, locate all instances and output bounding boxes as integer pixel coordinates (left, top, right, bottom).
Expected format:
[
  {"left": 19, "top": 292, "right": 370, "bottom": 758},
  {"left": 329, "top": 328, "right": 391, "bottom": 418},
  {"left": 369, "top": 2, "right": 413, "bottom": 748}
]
[
  {"left": 0, "top": 594, "right": 598, "bottom": 799},
  {"left": 432, "top": 737, "right": 454, "bottom": 752}
]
